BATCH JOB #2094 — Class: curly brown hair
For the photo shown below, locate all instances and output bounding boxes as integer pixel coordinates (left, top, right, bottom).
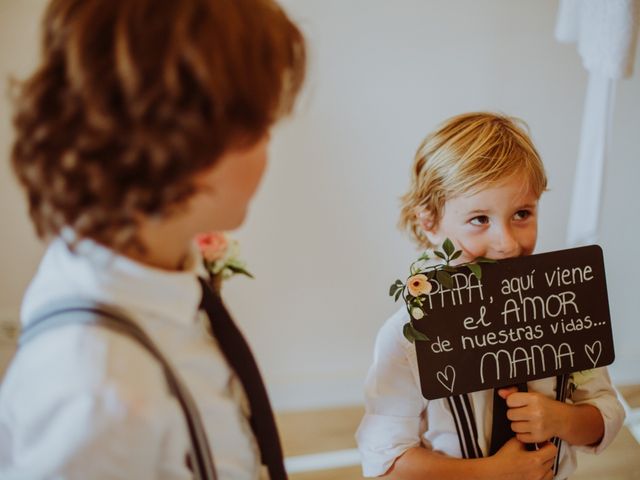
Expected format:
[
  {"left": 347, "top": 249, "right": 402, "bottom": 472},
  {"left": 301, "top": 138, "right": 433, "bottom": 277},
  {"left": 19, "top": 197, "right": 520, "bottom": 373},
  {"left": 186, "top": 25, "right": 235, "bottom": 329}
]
[{"left": 11, "top": 0, "right": 306, "bottom": 249}]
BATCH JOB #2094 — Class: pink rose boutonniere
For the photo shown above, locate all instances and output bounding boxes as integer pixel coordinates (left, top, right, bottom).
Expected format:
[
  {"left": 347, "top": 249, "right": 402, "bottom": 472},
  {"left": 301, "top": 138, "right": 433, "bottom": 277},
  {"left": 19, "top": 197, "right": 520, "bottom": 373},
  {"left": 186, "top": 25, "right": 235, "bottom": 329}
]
[{"left": 195, "top": 232, "right": 253, "bottom": 292}]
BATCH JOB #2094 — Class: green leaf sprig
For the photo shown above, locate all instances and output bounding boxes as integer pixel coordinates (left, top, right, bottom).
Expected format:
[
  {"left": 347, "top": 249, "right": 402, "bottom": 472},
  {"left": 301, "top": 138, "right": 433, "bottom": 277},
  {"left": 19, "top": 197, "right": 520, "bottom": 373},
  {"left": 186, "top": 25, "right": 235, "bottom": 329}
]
[{"left": 389, "top": 238, "right": 495, "bottom": 343}]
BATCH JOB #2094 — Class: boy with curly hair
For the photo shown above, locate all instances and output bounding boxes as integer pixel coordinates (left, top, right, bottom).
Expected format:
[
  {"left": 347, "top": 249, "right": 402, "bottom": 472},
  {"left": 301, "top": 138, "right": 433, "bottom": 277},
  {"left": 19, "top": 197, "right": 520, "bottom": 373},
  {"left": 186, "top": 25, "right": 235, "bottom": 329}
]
[{"left": 0, "top": 0, "right": 305, "bottom": 478}]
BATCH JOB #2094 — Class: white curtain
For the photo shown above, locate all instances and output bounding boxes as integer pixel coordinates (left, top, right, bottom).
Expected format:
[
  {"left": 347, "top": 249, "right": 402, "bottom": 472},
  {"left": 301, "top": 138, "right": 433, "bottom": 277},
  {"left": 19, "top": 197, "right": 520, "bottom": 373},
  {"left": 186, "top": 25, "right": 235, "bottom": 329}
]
[{"left": 556, "top": 0, "right": 639, "bottom": 246}]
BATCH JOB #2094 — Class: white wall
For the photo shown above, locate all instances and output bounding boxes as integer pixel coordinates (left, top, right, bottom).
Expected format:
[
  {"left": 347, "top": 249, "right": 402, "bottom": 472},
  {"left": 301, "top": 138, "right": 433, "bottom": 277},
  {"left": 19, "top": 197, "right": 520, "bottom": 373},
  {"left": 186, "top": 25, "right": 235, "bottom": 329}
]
[
  {"left": 0, "top": 0, "right": 47, "bottom": 371},
  {"left": 1, "top": 0, "right": 638, "bottom": 410}
]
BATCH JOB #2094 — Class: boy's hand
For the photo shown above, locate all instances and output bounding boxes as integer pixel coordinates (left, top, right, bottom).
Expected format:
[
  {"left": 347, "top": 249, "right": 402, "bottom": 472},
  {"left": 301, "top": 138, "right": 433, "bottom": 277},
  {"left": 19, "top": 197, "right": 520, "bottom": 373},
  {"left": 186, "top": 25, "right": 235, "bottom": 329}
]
[
  {"left": 491, "top": 437, "right": 556, "bottom": 480},
  {"left": 498, "top": 387, "right": 566, "bottom": 443}
]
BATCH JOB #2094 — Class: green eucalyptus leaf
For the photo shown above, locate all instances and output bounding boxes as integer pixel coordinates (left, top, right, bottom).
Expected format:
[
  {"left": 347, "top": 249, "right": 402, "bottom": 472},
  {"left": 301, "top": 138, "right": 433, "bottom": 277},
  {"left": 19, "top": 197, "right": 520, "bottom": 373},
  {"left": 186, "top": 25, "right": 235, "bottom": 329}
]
[
  {"left": 406, "top": 322, "right": 429, "bottom": 342},
  {"left": 475, "top": 256, "right": 497, "bottom": 263},
  {"left": 468, "top": 263, "right": 482, "bottom": 280},
  {"left": 418, "top": 252, "right": 430, "bottom": 261},
  {"left": 226, "top": 264, "right": 254, "bottom": 278},
  {"left": 442, "top": 238, "right": 455, "bottom": 256},
  {"left": 436, "top": 270, "right": 453, "bottom": 289},
  {"left": 389, "top": 280, "right": 403, "bottom": 296},
  {"left": 394, "top": 288, "right": 403, "bottom": 302},
  {"left": 403, "top": 322, "right": 416, "bottom": 343},
  {"left": 434, "top": 251, "right": 447, "bottom": 261},
  {"left": 426, "top": 270, "right": 436, "bottom": 280},
  {"left": 413, "top": 329, "right": 429, "bottom": 342},
  {"left": 442, "top": 265, "right": 458, "bottom": 273},
  {"left": 450, "top": 250, "right": 462, "bottom": 260}
]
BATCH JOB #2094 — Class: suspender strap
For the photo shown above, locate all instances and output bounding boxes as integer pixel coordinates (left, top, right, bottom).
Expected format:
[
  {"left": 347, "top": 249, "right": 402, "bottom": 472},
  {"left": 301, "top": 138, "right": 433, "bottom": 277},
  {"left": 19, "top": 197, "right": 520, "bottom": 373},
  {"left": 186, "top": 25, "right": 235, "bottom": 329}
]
[
  {"left": 446, "top": 393, "right": 482, "bottom": 459},
  {"left": 445, "top": 396, "right": 468, "bottom": 458},
  {"left": 447, "top": 374, "right": 568, "bottom": 472},
  {"left": 551, "top": 373, "right": 569, "bottom": 477},
  {"left": 20, "top": 300, "right": 218, "bottom": 480}
]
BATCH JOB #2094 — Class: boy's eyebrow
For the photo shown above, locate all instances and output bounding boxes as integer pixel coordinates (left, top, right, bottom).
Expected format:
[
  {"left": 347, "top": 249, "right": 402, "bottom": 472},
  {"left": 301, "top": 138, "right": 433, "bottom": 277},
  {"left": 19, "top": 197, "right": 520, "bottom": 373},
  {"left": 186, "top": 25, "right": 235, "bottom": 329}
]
[
  {"left": 466, "top": 209, "right": 490, "bottom": 215},
  {"left": 465, "top": 203, "right": 537, "bottom": 215}
]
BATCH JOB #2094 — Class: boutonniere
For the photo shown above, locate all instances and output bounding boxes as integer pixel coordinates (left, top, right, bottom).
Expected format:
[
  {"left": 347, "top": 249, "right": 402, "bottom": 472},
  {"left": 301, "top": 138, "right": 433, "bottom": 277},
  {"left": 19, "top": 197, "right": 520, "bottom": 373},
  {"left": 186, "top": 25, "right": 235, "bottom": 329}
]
[
  {"left": 195, "top": 232, "right": 253, "bottom": 293},
  {"left": 389, "top": 238, "right": 494, "bottom": 343}
]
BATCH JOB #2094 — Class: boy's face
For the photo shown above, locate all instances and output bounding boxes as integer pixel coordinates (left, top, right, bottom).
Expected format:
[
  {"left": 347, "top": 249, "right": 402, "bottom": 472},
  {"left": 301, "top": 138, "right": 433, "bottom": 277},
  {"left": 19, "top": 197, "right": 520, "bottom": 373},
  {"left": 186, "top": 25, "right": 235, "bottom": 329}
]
[
  {"left": 421, "top": 175, "right": 539, "bottom": 262},
  {"left": 125, "top": 135, "right": 269, "bottom": 270},
  {"left": 191, "top": 134, "right": 270, "bottom": 232}
]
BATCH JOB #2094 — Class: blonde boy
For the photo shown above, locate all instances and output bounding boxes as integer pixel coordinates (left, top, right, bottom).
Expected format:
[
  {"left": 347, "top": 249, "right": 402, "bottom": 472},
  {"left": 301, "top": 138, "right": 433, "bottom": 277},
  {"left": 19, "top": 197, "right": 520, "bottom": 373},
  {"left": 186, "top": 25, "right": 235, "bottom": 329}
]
[{"left": 356, "top": 113, "right": 624, "bottom": 480}]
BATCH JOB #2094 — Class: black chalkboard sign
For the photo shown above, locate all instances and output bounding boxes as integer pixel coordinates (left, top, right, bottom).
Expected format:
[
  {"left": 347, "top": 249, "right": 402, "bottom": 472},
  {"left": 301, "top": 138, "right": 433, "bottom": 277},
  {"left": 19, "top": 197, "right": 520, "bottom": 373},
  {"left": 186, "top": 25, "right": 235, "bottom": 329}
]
[{"left": 412, "top": 245, "right": 614, "bottom": 400}]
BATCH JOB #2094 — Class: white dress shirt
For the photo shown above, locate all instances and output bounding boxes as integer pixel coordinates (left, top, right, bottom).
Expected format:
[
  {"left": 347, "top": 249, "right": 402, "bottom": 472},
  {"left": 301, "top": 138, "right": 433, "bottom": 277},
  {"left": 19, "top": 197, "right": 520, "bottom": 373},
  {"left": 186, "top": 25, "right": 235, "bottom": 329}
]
[
  {"left": 0, "top": 237, "right": 264, "bottom": 479},
  {"left": 356, "top": 308, "right": 625, "bottom": 479}
]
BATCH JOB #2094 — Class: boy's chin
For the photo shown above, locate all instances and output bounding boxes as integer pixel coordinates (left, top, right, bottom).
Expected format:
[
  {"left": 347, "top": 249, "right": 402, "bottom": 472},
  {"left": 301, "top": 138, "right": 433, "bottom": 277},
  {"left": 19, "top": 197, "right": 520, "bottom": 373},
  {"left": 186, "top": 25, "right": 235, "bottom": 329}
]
[{"left": 206, "top": 210, "right": 247, "bottom": 232}]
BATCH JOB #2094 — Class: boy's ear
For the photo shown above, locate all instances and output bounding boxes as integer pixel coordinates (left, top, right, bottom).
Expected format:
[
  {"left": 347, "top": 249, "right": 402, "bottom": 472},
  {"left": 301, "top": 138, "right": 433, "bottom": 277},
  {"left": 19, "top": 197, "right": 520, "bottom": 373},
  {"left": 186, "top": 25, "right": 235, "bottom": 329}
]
[{"left": 415, "top": 208, "right": 440, "bottom": 245}]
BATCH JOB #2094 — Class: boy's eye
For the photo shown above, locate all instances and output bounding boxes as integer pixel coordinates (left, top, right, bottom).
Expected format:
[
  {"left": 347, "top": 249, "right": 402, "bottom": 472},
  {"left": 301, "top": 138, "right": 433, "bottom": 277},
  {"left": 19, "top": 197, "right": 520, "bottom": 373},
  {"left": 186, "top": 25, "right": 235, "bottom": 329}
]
[
  {"left": 469, "top": 215, "right": 490, "bottom": 226},
  {"left": 513, "top": 210, "right": 532, "bottom": 220}
]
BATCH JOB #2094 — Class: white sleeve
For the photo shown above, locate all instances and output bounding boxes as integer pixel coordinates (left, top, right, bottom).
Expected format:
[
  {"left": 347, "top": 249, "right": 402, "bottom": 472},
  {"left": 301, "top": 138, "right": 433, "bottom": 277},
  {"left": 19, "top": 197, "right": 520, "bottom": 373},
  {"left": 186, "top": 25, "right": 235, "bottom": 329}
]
[
  {"left": 569, "top": 367, "right": 625, "bottom": 454},
  {"left": 356, "top": 309, "right": 427, "bottom": 477}
]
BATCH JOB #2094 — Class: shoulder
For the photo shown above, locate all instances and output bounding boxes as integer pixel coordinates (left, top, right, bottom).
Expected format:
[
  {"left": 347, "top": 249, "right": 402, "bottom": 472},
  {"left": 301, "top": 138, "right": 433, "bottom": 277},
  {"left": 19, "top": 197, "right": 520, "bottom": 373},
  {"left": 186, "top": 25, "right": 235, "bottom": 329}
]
[
  {"left": 373, "top": 307, "right": 412, "bottom": 357},
  {"left": 2, "top": 321, "right": 171, "bottom": 417},
  {"left": 378, "top": 307, "right": 410, "bottom": 339}
]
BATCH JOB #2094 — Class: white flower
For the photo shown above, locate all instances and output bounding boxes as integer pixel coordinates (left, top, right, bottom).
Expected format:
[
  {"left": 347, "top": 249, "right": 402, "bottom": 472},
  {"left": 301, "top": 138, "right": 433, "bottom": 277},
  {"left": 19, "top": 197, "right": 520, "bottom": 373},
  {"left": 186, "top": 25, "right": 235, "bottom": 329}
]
[
  {"left": 407, "top": 274, "right": 432, "bottom": 297},
  {"left": 411, "top": 307, "right": 425, "bottom": 320}
]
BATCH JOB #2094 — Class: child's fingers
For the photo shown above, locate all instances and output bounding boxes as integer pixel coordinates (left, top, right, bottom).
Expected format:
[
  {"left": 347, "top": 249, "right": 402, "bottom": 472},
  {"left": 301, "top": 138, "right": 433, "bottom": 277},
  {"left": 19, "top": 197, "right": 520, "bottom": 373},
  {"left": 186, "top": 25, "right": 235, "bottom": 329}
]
[
  {"left": 541, "top": 455, "right": 555, "bottom": 469},
  {"left": 497, "top": 386, "right": 518, "bottom": 399},
  {"left": 504, "top": 392, "right": 531, "bottom": 407},
  {"left": 509, "top": 420, "right": 530, "bottom": 434},
  {"left": 498, "top": 436, "right": 527, "bottom": 453},
  {"left": 506, "top": 405, "right": 531, "bottom": 421},
  {"left": 538, "top": 441, "right": 555, "bottom": 469},
  {"left": 517, "top": 431, "right": 552, "bottom": 444},
  {"left": 534, "top": 441, "right": 557, "bottom": 462},
  {"left": 516, "top": 432, "right": 534, "bottom": 443}
]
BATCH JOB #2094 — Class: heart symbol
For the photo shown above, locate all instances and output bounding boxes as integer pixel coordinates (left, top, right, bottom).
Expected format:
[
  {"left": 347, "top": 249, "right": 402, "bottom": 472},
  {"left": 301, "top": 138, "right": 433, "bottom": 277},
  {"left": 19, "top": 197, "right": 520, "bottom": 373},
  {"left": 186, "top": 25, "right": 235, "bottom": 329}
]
[
  {"left": 437, "top": 365, "right": 456, "bottom": 393},
  {"left": 585, "top": 341, "right": 602, "bottom": 368}
]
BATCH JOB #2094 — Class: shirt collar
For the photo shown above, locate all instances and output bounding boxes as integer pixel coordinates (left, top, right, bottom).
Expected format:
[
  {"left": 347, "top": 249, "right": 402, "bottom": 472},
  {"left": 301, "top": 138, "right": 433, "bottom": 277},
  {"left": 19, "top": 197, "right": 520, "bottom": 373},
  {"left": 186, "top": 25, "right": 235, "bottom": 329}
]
[{"left": 25, "top": 236, "right": 205, "bottom": 326}]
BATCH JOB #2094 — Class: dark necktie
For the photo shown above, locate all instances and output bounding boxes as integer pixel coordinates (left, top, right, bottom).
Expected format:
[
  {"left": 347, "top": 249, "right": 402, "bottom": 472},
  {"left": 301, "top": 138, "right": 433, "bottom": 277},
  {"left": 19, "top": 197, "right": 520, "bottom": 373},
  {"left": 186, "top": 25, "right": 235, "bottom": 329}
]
[
  {"left": 489, "top": 384, "right": 532, "bottom": 455},
  {"left": 489, "top": 387, "right": 513, "bottom": 455},
  {"left": 198, "top": 277, "right": 288, "bottom": 480}
]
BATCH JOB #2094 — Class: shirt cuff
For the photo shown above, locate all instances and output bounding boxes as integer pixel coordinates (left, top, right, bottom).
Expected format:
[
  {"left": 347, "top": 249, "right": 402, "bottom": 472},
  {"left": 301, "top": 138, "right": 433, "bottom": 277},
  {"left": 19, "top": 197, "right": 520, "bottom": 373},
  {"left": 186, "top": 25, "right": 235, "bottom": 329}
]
[
  {"left": 571, "top": 395, "right": 625, "bottom": 455},
  {"left": 356, "top": 413, "right": 422, "bottom": 477}
]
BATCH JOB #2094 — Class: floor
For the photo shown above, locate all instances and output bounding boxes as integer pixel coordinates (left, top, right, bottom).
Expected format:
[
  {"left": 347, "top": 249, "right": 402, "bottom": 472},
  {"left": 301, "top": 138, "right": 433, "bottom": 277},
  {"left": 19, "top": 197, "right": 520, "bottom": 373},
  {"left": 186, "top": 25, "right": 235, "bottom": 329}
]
[{"left": 277, "top": 385, "right": 640, "bottom": 479}]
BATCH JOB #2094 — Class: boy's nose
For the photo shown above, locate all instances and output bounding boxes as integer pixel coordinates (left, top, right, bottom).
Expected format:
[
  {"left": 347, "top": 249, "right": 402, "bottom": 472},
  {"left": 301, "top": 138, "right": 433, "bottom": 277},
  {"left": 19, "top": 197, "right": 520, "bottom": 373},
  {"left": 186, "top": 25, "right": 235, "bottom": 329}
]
[{"left": 492, "top": 225, "right": 519, "bottom": 258}]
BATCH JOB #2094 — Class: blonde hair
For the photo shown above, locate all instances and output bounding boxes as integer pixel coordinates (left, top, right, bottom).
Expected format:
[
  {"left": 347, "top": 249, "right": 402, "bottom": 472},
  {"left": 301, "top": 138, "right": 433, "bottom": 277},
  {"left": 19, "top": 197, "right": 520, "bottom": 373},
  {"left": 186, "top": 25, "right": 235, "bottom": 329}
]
[{"left": 399, "top": 112, "right": 547, "bottom": 248}]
